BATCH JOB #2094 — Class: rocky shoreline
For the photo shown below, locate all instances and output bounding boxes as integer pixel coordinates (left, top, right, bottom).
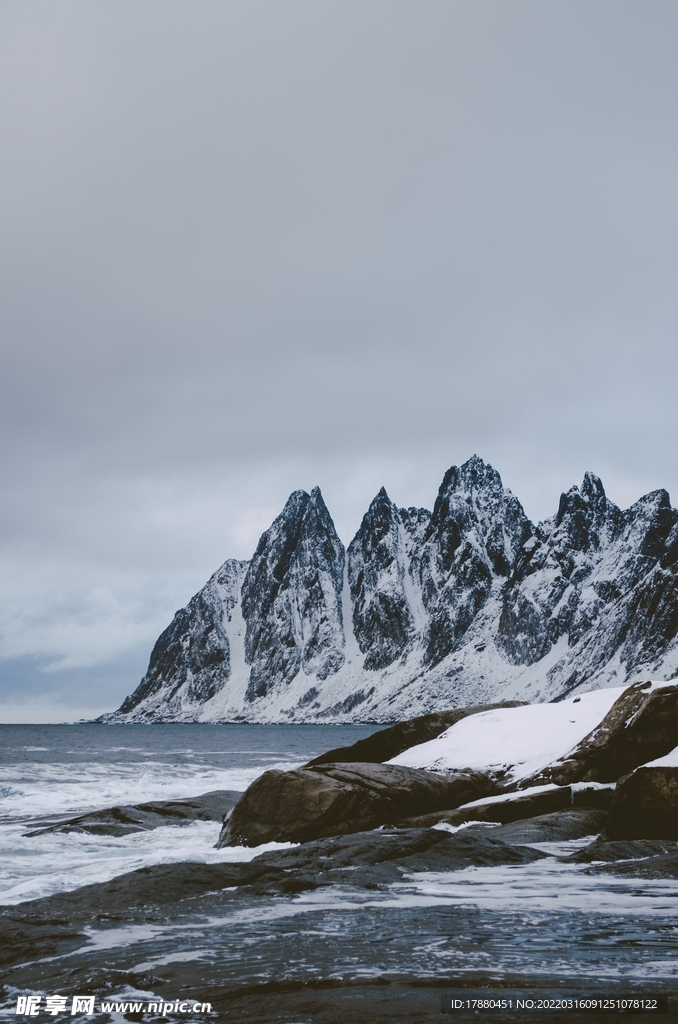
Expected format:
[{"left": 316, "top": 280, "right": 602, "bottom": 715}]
[
  {"left": 217, "top": 682, "right": 678, "bottom": 847},
  {"left": 3, "top": 683, "right": 678, "bottom": 1023}
]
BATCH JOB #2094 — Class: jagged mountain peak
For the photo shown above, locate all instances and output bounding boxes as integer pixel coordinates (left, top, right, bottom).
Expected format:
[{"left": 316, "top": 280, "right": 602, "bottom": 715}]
[
  {"left": 622, "top": 488, "right": 676, "bottom": 562},
  {"left": 348, "top": 486, "right": 418, "bottom": 671},
  {"left": 104, "top": 457, "right": 678, "bottom": 725},
  {"left": 426, "top": 455, "right": 533, "bottom": 577},
  {"left": 358, "top": 487, "right": 397, "bottom": 536},
  {"left": 241, "top": 484, "right": 345, "bottom": 702},
  {"left": 550, "top": 472, "right": 623, "bottom": 554},
  {"left": 434, "top": 455, "right": 506, "bottom": 510},
  {"left": 581, "top": 470, "right": 606, "bottom": 502}
]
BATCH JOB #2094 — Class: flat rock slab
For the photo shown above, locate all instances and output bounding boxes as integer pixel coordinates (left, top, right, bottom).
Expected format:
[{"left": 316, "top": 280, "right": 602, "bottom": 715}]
[
  {"left": 604, "top": 765, "right": 678, "bottom": 840},
  {"left": 396, "top": 783, "right": 614, "bottom": 830},
  {"left": 589, "top": 849, "right": 678, "bottom": 879},
  {"left": 565, "top": 837, "right": 678, "bottom": 863},
  {"left": 218, "top": 762, "right": 495, "bottom": 846},
  {"left": 467, "top": 808, "right": 609, "bottom": 845},
  {"left": 563, "top": 836, "right": 678, "bottom": 878},
  {"left": 23, "top": 790, "right": 242, "bottom": 838},
  {"left": 305, "top": 701, "right": 526, "bottom": 767}
]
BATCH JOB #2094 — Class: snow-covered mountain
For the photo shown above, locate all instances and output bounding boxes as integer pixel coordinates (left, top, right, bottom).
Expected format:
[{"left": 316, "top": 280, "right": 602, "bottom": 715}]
[{"left": 102, "top": 455, "right": 678, "bottom": 723}]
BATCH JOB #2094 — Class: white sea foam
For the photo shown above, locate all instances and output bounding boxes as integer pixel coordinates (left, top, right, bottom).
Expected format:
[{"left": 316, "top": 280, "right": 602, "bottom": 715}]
[
  {"left": 0, "top": 819, "right": 296, "bottom": 905},
  {"left": 60, "top": 854, "right": 678, "bottom": 968},
  {"left": 394, "top": 859, "right": 678, "bottom": 915},
  {"left": 0, "top": 758, "right": 301, "bottom": 825},
  {"left": 0, "top": 725, "right": 324, "bottom": 904}
]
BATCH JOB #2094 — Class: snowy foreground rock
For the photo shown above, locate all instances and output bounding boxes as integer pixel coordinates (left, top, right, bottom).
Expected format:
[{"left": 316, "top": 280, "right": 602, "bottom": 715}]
[
  {"left": 217, "top": 681, "right": 678, "bottom": 846},
  {"left": 102, "top": 455, "right": 678, "bottom": 724}
]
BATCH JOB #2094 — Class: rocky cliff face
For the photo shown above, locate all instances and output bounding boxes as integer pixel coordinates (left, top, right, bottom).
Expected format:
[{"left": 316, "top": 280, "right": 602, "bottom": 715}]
[
  {"left": 241, "top": 487, "right": 345, "bottom": 701},
  {"left": 102, "top": 456, "right": 678, "bottom": 723},
  {"left": 115, "top": 558, "right": 248, "bottom": 721},
  {"left": 418, "top": 457, "right": 533, "bottom": 668},
  {"left": 347, "top": 488, "right": 428, "bottom": 671}
]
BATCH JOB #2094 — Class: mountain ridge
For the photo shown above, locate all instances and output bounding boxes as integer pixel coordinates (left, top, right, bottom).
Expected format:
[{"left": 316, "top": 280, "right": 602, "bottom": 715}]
[{"left": 101, "top": 456, "right": 678, "bottom": 723}]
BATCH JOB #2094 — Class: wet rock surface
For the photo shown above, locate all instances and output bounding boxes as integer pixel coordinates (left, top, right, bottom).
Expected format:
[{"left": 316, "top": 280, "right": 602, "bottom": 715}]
[
  {"left": 23, "top": 790, "right": 242, "bottom": 838},
  {"left": 590, "top": 849, "right": 678, "bottom": 879},
  {"left": 565, "top": 837, "right": 678, "bottom": 864},
  {"left": 564, "top": 835, "right": 678, "bottom": 879},
  {"left": 5, "top": 811, "right": 678, "bottom": 1024},
  {"left": 218, "top": 762, "right": 495, "bottom": 846},
  {"left": 467, "top": 807, "right": 609, "bottom": 844},
  {"left": 604, "top": 765, "right": 678, "bottom": 840},
  {"left": 0, "top": 827, "right": 545, "bottom": 972}
]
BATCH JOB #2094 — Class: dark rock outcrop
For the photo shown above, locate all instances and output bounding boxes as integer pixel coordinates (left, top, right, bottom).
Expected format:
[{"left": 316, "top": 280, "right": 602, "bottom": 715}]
[
  {"left": 583, "top": 844, "right": 678, "bottom": 878},
  {"left": 24, "top": 790, "right": 242, "bottom": 838},
  {"left": 476, "top": 808, "right": 609, "bottom": 844},
  {"left": 305, "top": 700, "right": 527, "bottom": 766},
  {"left": 397, "top": 782, "right": 614, "bottom": 830},
  {"left": 217, "top": 762, "right": 496, "bottom": 847},
  {"left": 524, "top": 682, "right": 678, "bottom": 787},
  {"left": 604, "top": 766, "right": 678, "bottom": 840}
]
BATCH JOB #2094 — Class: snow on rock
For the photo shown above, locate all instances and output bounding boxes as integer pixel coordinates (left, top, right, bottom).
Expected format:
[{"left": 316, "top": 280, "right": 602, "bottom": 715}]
[
  {"left": 641, "top": 747, "right": 678, "bottom": 768},
  {"left": 388, "top": 688, "right": 626, "bottom": 784},
  {"left": 102, "top": 455, "right": 678, "bottom": 724},
  {"left": 418, "top": 455, "right": 532, "bottom": 668}
]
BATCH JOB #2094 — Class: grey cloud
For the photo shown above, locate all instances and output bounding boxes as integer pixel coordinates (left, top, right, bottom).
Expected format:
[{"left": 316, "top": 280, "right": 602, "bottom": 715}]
[{"left": 1, "top": 1, "right": 677, "bottom": 717}]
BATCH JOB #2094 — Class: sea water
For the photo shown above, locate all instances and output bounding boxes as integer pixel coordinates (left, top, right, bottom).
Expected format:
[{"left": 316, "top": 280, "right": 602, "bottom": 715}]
[
  {"left": 3, "top": 723, "right": 678, "bottom": 1013},
  {"left": 0, "top": 723, "right": 375, "bottom": 905}
]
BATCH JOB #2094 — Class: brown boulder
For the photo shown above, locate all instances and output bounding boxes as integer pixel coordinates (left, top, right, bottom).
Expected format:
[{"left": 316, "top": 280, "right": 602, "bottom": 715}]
[
  {"left": 604, "top": 767, "right": 678, "bottom": 840},
  {"left": 523, "top": 682, "right": 678, "bottom": 787},
  {"left": 304, "top": 701, "right": 526, "bottom": 767},
  {"left": 217, "top": 762, "right": 496, "bottom": 847}
]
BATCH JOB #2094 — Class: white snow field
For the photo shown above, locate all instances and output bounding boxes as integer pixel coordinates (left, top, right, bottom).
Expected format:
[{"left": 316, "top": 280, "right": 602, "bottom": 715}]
[{"left": 388, "top": 684, "right": 675, "bottom": 784}]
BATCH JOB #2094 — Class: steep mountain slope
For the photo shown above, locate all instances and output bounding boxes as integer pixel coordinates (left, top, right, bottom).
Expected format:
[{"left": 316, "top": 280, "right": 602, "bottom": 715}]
[
  {"left": 347, "top": 487, "right": 429, "bottom": 671},
  {"left": 102, "top": 457, "right": 678, "bottom": 723},
  {"left": 417, "top": 456, "right": 533, "bottom": 668},
  {"left": 241, "top": 487, "right": 345, "bottom": 701},
  {"left": 114, "top": 559, "right": 249, "bottom": 721}
]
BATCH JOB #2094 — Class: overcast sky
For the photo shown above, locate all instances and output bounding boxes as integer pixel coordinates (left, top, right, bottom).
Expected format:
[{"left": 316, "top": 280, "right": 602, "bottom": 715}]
[{"left": 2, "top": 1, "right": 678, "bottom": 721}]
